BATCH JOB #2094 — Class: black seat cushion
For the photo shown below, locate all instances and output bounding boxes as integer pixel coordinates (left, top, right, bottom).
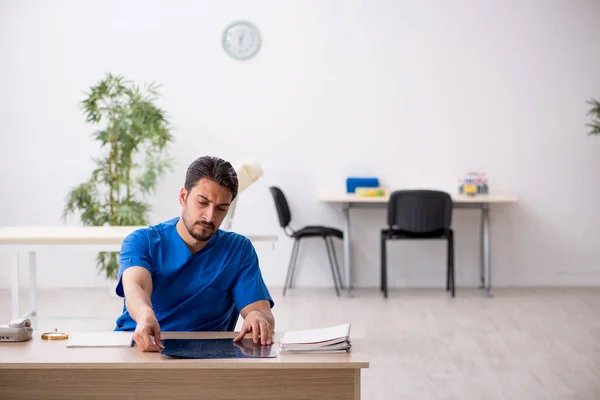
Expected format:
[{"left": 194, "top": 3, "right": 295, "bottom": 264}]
[
  {"left": 293, "top": 226, "right": 343, "bottom": 239},
  {"left": 383, "top": 228, "right": 449, "bottom": 239}
]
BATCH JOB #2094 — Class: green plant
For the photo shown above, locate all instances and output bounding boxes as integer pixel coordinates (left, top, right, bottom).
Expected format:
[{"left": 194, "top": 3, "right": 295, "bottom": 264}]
[
  {"left": 62, "top": 73, "right": 174, "bottom": 280},
  {"left": 586, "top": 98, "right": 600, "bottom": 136}
]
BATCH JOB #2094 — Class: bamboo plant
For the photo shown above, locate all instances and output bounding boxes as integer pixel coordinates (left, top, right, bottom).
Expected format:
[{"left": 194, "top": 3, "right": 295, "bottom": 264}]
[
  {"left": 586, "top": 97, "right": 600, "bottom": 136},
  {"left": 63, "top": 73, "right": 174, "bottom": 280}
]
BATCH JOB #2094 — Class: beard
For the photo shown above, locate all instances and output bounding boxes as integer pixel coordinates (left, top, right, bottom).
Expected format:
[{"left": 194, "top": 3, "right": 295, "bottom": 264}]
[{"left": 182, "top": 212, "right": 216, "bottom": 242}]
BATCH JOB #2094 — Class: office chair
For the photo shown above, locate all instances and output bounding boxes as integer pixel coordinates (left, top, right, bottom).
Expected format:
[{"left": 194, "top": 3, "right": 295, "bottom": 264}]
[
  {"left": 381, "top": 190, "right": 455, "bottom": 298},
  {"left": 269, "top": 186, "right": 344, "bottom": 296}
]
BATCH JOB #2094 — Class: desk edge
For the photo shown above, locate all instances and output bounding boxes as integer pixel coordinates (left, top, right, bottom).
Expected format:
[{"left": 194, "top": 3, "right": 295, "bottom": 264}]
[{"left": 0, "top": 361, "right": 370, "bottom": 370}]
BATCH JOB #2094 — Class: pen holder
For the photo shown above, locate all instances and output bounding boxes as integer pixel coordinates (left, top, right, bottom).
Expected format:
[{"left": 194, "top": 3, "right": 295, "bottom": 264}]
[{"left": 458, "top": 172, "right": 489, "bottom": 196}]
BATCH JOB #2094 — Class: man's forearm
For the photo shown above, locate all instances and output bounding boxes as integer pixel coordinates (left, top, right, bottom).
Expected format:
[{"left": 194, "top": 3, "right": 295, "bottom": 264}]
[{"left": 124, "top": 283, "right": 155, "bottom": 322}]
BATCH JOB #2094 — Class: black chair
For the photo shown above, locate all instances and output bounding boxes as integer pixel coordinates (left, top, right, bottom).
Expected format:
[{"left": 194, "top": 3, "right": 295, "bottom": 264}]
[
  {"left": 269, "top": 186, "right": 344, "bottom": 296},
  {"left": 381, "top": 190, "right": 455, "bottom": 298}
]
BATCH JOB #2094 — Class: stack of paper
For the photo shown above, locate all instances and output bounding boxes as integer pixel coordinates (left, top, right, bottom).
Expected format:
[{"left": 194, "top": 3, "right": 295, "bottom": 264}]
[{"left": 279, "top": 323, "right": 351, "bottom": 353}]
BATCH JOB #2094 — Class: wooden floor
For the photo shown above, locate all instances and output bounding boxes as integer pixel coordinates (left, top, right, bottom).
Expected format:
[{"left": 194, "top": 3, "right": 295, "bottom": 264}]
[{"left": 1, "top": 286, "right": 599, "bottom": 399}]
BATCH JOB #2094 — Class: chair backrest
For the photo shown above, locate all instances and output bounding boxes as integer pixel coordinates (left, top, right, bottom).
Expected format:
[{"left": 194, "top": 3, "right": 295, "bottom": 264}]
[
  {"left": 387, "top": 190, "right": 453, "bottom": 233},
  {"left": 269, "top": 186, "right": 292, "bottom": 229}
]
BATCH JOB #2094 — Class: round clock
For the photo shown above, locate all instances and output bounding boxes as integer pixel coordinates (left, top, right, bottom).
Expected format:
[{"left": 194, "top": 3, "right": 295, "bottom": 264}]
[{"left": 222, "top": 21, "right": 261, "bottom": 60}]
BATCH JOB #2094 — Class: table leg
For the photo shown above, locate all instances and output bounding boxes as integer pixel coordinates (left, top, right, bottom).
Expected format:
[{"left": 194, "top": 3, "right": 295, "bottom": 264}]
[
  {"left": 480, "top": 205, "right": 485, "bottom": 289},
  {"left": 342, "top": 203, "right": 352, "bottom": 297},
  {"left": 11, "top": 253, "right": 20, "bottom": 320},
  {"left": 482, "top": 203, "right": 492, "bottom": 297},
  {"left": 28, "top": 251, "right": 37, "bottom": 326}
]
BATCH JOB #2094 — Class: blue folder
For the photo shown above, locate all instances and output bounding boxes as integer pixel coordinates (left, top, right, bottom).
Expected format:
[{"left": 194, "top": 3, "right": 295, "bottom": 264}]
[{"left": 346, "top": 177, "right": 379, "bottom": 193}]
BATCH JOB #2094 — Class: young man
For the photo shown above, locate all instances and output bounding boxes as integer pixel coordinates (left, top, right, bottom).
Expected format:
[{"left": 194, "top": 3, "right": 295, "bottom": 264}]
[{"left": 114, "top": 156, "right": 275, "bottom": 352}]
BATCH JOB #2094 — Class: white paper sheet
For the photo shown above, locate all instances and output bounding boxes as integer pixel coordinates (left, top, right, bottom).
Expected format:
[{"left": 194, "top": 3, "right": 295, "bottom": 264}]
[{"left": 66, "top": 332, "right": 133, "bottom": 348}]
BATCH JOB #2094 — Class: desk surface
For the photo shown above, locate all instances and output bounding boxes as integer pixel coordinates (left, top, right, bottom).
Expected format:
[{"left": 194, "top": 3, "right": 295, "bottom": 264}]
[
  {"left": 318, "top": 192, "right": 519, "bottom": 204},
  {"left": 0, "top": 331, "right": 369, "bottom": 370},
  {"left": 0, "top": 226, "right": 277, "bottom": 245}
]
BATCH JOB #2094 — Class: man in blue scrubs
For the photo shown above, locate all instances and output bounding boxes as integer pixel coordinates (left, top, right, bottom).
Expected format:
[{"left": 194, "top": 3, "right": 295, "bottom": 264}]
[{"left": 114, "top": 156, "right": 275, "bottom": 352}]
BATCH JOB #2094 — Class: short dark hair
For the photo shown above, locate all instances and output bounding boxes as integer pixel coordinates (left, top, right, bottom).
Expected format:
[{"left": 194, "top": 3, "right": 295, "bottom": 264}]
[{"left": 184, "top": 156, "right": 238, "bottom": 201}]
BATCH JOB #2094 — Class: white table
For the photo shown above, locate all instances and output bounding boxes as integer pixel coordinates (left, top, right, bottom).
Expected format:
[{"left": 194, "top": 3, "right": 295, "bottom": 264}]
[
  {"left": 0, "top": 226, "right": 278, "bottom": 322},
  {"left": 318, "top": 192, "right": 519, "bottom": 297}
]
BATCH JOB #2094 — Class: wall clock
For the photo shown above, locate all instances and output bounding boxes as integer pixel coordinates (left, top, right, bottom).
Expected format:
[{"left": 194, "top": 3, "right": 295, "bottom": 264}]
[{"left": 222, "top": 21, "right": 261, "bottom": 60}]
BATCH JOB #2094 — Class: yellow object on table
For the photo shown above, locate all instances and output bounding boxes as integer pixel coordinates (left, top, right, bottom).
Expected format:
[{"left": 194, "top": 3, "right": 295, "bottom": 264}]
[
  {"left": 355, "top": 187, "right": 387, "bottom": 197},
  {"left": 41, "top": 328, "right": 69, "bottom": 340},
  {"left": 463, "top": 183, "right": 477, "bottom": 196}
]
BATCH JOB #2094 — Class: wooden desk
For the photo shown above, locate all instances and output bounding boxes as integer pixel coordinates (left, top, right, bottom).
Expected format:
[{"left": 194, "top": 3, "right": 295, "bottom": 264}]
[
  {"left": 0, "top": 226, "right": 278, "bottom": 322},
  {"left": 318, "top": 192, "right": 519, "bottom": 297},
  {"left": 0, "top": 331, "right": 369, "bottom": 400}
]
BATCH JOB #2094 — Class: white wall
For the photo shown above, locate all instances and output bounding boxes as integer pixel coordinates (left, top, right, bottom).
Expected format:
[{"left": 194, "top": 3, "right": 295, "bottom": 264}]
[{"left": 1, "top": 0, "right": 600, "bottom": 290}]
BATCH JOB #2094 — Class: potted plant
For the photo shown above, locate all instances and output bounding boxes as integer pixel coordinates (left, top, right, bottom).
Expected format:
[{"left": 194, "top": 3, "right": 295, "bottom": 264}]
[
  {"left": 62, "top": 73, "right": 174, "bottom": 283},
  {"left": 587, "top": 97, "right": 600, "bottom": 136}
]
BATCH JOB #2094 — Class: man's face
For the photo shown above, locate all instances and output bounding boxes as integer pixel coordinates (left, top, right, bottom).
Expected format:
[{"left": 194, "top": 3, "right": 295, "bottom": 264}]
[{"left": 179, "top": 178, "right": 233, "bottom": 242}]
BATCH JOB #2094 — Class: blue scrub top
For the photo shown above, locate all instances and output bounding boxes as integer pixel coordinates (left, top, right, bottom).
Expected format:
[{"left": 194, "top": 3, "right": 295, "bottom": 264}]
[{"left": 113, "top": 217, "right": 274, "bottom": 332}]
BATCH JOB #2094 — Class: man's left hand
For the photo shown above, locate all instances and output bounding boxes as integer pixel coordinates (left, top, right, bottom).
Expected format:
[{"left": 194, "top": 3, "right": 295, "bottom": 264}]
[{"left": 233, "top": 310, "right": 273, "bottom": 345}]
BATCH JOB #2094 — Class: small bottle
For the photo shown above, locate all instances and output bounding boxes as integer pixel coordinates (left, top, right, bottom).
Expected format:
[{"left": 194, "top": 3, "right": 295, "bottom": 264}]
[
  {"left": 458, "top": 179, "right": 464, "bottom": 194},
  {"left": 482, "top": 174, "right": 488, "bottom": 194}
]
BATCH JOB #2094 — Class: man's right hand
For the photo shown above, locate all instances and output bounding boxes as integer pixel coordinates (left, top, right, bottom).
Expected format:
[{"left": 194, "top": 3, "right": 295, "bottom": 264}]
[
  {"left": 122, "top": 266, "right": 163, "bottom": 352},
  {"left": 132, "top": 311, "right": 164, "bottom": 352}
]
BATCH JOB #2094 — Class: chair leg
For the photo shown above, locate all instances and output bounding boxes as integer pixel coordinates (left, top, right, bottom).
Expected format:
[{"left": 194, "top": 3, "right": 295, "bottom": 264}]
[
  {"left": 283, "top": 239, "right": 300, "bottom": 296},
  {"left": 446, "top": 236, "right": 451, "bottom": 292},
  {"left": 381, "top": 231, "right": 388, "bottom": 298},
  {"left": 327, "top": 236, "right": 344, "bottom": 290},
  {"left": 288, "top": 239, "right": 301, "bottom": 289},
  {"left": 380, "top": 232, "right": 384, "bottom": 292},
  {"left": 323, "top": 237, "right": 340, "bottom": 297},
  {"left": 449, "top": 231, "right": 455, "bottom": 297}
]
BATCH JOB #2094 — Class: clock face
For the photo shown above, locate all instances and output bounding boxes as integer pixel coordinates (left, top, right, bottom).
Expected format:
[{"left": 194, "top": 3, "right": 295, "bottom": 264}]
[{"left": 222, "top": 21, "right": 261, "bottom": 60}]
